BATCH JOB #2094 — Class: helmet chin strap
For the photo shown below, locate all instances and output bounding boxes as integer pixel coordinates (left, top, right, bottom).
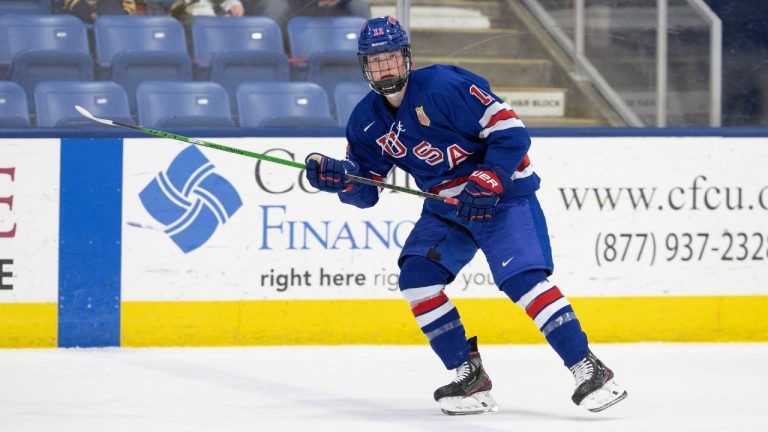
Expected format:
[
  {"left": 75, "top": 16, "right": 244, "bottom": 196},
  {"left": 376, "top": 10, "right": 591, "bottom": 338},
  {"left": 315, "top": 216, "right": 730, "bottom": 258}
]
[{"left": 373, "top": 76, "right": 407, "bottom": 96}]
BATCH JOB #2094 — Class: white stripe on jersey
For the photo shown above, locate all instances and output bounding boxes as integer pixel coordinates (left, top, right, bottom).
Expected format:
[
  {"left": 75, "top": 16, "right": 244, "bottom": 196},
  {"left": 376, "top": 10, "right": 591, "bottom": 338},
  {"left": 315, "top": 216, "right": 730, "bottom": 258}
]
[
  {"left": 437, "top": 182, "right": 467, "bottom": 198},
  {"left": 478, "top": 101, "right": 513, "bottom": 126},
  {"left": 480, "top": 118, "right": 525, "bottom": 139},
  {"left": 478, "top": 101, "right": 525, "bottom": 139},
  {"left": 511, "top": 164, "right": 534, "bottom": 180}
]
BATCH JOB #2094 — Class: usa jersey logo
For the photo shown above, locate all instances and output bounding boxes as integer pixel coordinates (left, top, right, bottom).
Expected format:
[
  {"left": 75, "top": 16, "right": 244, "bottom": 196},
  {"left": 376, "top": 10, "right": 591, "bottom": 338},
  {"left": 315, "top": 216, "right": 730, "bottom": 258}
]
[
  {"left": 415, "top": 106, "right": 430, "bottom": 127},
  {"left": 139, "top": 146, "right": 242, "bottom": 253}
]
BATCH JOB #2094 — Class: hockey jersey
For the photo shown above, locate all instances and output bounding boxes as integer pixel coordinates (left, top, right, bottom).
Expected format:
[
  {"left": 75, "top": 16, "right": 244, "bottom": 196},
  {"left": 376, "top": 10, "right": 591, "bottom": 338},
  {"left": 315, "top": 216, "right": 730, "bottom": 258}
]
[{"left": 340, "top": 64, "right": 540, "bottom": 217}]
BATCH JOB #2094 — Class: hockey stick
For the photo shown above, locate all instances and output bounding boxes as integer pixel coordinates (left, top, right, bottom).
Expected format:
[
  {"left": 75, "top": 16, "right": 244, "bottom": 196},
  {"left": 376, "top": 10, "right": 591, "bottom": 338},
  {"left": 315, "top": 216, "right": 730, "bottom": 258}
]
[{"left": 74, "top": 105, "right": 458, "bottom": 205}]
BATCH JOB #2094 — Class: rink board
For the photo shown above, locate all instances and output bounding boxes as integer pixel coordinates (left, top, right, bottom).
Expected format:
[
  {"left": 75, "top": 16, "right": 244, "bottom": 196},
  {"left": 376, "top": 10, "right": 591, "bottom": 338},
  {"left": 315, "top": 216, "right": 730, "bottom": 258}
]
[
  {"left": 0, "top": 138, "right": 60, "bottom": 347},
  {"left": 121, "top": 296, "right": 768, "bottom": 346},
  {"left": 1, "top": 136, "right": 768, "bottom": 347}
]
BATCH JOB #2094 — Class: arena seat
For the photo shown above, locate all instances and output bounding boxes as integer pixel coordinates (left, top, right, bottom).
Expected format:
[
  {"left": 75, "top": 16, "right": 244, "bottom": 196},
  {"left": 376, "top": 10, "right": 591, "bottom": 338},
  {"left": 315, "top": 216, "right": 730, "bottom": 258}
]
[
  {"left": 0, "top": 81, "right": 30, "bottom": 127},
  {"left": 34, "top": 81, "right": 133, "bottom": 128},
  {"left": 236, "top": 81, "right": 336, "bottom": 128},
  {"left": 136, "top": 81, "right": 235, "bottom": 128},
  {"left": 0, "top": 14, "right": 90, "bottom": 72},
  {"left": 307, "top": 50, "right": 365, "bottom": 113},
  {"left": 286, "top": 16, "right": 365, "bottom": 59},
  {"left": 191, "top": 16, "right": 284, "bottom": 79},
  {"left": 0, "top": 14, "right": 92, "bottom": 106},
  {"left": 0, "top": 1, "right": 50, "bottom": 15},
  {"left": 286, "top": 16, "right": 365, "bottom": 80},
  {"left": 12, "top": 51, "right": 94, "bottom": 110},
  {"left": 333, "top": 81, "right": 371, "bottom": 127},
  {"left": 94, "top": 16, "right": 192, "bottom": 113},
  {"left": 210, "top": 51, "right": 290, "bottom": 113}
]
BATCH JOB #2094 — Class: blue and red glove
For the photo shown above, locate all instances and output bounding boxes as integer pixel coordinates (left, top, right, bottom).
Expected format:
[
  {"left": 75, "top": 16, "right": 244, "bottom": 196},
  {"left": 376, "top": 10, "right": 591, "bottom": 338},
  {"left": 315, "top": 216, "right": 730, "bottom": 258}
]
[
  {"left": 456, "top": 166, "right": 512, "bottom": 221},
  {"left": 305, "top": 153, "right": 359, "bottom": 192}
]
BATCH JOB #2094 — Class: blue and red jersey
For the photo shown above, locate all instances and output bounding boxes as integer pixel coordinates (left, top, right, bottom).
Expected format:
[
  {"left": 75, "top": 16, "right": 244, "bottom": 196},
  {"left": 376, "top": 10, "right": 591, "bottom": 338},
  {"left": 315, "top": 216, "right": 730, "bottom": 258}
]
[{"left": 339, "top": 64, "right": 540, "bottom": 217}]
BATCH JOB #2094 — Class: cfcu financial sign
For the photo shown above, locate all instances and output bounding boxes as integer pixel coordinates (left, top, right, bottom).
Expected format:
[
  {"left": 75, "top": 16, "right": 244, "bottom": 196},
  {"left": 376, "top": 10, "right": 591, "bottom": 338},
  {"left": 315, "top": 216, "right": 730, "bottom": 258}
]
[{"left": 120, "top": 137, "right": 422, "bottom": 302}]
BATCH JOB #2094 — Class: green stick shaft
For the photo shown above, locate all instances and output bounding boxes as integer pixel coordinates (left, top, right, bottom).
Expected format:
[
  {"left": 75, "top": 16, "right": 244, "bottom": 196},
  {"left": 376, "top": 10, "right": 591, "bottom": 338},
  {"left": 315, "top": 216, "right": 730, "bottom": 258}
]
[{"left": 109, "top": 119, "right": 458, "bottom": 205}]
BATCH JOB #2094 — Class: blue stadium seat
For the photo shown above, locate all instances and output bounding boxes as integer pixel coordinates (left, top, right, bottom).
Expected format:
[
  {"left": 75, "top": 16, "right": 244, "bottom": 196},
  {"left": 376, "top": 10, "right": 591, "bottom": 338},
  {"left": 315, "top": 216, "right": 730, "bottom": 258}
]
[
  {"left": 210, "top": 51, "right": 290, "bottom": 112},
  {"left": 191, "top": 16, "right": 284, "bottom": 78},
  {"left": 34, "top": 81, "right": 133, "bottom": 128},
  {"left": 286, "top": 16, "right": 365, "bottom": 59},
  {"left": 0, "top": 81, "right": 30, "bottom": 127},
  {"left": 136, "top": 81, "right": 235, "bottom": 128},
  {"left": 236, "top": 82, "right": 336, "bottom": 128},
  {"left": 0, "top": 1, "right": 50, "bottom": 15},
  {"left": 307, "top": 50, "right": 365, "bottom": 112},
  {"left": 334, "top": 81, "right": 371, "bottom": 127},
  {"left": 12, "top": 51, "right": 94, "bottom": 110},
  {"left": 94, "top": 16, "right": 192, "bottom": 112},
  {"left": 0, "top": 14, "right": 91, "bottom": 80}
]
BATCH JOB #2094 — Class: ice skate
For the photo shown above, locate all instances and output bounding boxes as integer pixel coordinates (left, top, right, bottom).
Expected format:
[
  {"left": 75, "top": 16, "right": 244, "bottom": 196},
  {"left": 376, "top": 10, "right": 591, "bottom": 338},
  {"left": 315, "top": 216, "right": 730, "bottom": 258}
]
[
  {"left": 570, "top": 351, "right": 628, "bottom": 412},
  {"left": 434, "top": 336, "right": 498, "bottom": 415}
]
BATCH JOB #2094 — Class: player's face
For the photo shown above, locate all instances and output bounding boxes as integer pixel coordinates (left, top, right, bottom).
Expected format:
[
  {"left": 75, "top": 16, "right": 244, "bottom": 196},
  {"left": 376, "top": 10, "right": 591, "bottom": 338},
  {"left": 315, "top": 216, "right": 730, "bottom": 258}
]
[{"left": 366, "top": 51, "right": 407, "bottom": 83}]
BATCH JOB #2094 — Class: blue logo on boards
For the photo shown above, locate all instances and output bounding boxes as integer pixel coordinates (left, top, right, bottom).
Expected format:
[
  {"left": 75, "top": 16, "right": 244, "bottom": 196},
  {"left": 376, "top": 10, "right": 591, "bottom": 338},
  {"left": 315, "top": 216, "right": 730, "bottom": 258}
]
[{"left": 139, "top": 146, "right": 242, "bottom": 253}]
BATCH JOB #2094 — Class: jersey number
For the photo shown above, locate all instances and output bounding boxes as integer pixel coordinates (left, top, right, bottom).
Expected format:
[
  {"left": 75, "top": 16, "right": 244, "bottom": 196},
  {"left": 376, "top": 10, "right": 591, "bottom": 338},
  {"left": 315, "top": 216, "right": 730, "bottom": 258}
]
[{"left": 469, "top": 85, "right": 493, "bottom": 105}]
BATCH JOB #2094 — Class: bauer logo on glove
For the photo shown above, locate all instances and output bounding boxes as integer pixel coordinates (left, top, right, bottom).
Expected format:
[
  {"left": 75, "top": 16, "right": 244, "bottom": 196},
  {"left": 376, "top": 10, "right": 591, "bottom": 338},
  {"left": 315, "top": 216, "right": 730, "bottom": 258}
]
[
  {"left": 469, "top": 170, "right": 504, "bottom": 193},
  {"left": 456, "top": 165, "right": 511, "bottom": 222}
]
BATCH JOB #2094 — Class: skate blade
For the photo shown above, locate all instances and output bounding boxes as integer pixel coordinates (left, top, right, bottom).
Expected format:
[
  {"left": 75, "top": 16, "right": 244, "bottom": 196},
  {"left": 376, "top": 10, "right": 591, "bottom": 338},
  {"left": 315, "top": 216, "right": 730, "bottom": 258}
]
[
  {"left": 438, "top": 390, "right": 499, "bottom": 416},
  {"left": 580, "top": 378, "right": 628, "bottom": 412}
]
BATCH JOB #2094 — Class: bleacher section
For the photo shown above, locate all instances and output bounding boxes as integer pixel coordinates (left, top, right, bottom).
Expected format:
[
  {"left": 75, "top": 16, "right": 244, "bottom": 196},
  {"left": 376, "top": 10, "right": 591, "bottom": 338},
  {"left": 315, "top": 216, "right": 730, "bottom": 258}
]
[
  {"left": 0, "top": 13, "right": 370, "bottom": 128},
  {"left": 0, "top": 0, "right": 52, "bottom": 15}
]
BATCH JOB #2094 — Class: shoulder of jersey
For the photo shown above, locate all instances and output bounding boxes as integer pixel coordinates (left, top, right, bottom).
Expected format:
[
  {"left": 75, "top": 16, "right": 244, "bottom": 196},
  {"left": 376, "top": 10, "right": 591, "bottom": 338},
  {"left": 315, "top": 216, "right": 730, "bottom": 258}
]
[{"left": 410, "top": 65, "right": 471, "bottom": 93}]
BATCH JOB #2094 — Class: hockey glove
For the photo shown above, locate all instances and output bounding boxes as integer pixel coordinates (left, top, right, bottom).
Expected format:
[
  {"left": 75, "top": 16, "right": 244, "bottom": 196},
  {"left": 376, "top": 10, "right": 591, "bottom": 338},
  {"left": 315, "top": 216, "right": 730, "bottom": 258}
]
[
  {"left": 305, "top": 153, "right": 359, "bottom": 192},
  {"left": 456, "top": 166, "right": 512, "bottom": 221}
]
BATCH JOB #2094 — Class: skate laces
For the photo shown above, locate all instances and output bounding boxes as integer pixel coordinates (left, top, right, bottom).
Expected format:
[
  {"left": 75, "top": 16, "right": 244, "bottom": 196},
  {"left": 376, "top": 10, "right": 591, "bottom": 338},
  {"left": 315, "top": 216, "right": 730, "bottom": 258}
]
[
  {"left": 569, "top": 357, "right": 594, "bottom": 387},
  {"left": 452, "top": 361, "right": 472, "bottom": 383}
]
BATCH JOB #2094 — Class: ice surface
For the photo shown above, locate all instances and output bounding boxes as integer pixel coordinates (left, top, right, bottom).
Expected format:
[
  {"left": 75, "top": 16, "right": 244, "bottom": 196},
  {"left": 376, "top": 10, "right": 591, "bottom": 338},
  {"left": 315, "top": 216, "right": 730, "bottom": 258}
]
[{"left": 2, "top": 343, "right": 766, "bottom": 432}]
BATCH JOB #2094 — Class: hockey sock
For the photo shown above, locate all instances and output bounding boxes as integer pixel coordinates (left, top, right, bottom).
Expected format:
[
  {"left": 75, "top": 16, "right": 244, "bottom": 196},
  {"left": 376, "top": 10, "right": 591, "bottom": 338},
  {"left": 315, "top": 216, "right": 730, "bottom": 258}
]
[
  {"left": 399, "top": 256, "right": 469, "bottom": 370},
  {"left": 500, "top": 270, "right": 589, "bottom": 367}
]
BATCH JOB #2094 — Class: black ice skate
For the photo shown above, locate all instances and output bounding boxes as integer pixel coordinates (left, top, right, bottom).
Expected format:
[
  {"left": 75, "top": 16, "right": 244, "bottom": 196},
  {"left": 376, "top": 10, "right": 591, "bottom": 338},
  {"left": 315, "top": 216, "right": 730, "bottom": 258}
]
[
  {"left": 570, "top": 351, "right": 628, "bottom": 412},
  {"left": 433, "top": 336, "right": 498, "bottom": 415}
]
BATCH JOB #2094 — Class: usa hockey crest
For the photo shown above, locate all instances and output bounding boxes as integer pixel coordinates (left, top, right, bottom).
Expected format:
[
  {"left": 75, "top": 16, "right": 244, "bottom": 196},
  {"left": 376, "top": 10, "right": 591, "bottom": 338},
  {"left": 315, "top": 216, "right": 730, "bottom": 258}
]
[{"left": 415, "top": 106, "right": 431, "bottom": 127}]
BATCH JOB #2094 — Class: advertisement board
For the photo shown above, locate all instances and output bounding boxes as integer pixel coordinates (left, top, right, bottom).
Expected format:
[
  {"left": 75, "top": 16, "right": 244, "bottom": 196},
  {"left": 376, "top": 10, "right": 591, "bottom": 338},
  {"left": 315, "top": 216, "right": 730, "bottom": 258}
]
[
  {"left": 2, "top": 135, "right": 765, "bottom": 347},
  {"left": 0, "top": 139, "right": 60, "bottom": 303},
  {"left": 534, "top": 136, "right": 768, "bottom": 296},
  {"left": 122, "top": 136, "right": 768, "bottom": 302}
]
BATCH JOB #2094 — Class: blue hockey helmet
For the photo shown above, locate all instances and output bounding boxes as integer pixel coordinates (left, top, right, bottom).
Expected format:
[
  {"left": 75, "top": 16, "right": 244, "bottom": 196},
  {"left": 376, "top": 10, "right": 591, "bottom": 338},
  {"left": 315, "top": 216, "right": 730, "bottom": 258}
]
[{"left": 357, "top": 16, "right": 412, "bottom": 95}]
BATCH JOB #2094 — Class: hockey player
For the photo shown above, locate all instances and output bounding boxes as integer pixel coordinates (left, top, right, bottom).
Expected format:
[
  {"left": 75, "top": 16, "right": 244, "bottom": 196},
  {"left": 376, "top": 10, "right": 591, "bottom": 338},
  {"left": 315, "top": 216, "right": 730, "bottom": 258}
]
[{"left": 304, "top": 16, "right": 628, "bottom": 415}]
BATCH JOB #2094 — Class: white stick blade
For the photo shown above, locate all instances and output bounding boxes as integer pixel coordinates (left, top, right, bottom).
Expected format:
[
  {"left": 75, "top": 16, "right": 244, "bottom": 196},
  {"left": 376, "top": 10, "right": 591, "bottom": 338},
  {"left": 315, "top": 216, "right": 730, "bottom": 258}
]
[{"left": 74, "top": 105, "right": 113, "bottom": 126}]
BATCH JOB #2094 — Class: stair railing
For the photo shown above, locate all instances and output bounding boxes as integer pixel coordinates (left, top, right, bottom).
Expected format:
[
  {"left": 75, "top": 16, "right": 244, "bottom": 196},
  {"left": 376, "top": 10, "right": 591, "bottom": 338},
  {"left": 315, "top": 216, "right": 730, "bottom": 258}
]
[{"left": 522, "top": 0, "right": 721, "bottom": 127}]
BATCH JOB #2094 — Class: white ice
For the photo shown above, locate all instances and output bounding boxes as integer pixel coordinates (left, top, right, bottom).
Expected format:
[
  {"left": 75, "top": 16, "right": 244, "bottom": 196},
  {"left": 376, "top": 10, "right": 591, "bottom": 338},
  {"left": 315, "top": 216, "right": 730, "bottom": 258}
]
[{"left": 2, "top": 343, "right": 766, "bottom": 432}]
